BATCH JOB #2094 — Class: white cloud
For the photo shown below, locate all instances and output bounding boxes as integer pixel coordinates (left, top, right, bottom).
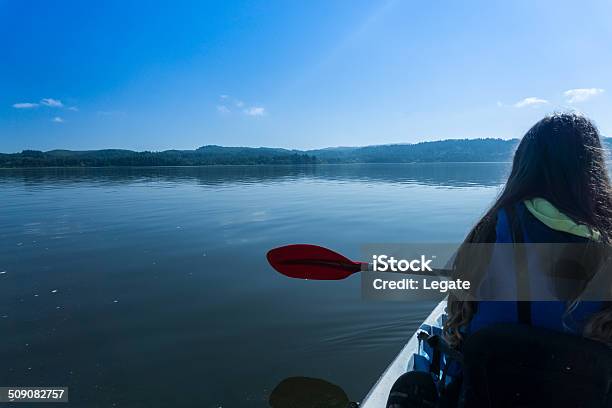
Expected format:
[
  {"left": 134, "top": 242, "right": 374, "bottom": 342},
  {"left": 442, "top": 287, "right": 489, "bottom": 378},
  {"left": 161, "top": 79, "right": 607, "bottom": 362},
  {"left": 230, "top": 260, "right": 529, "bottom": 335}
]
[
  {"left": 216, "top": 95, "right": 266, "bottom": 116},
  {"left": 68, "top": 106, "right": 79, "bottom": 111},
  {"left": 52, "top": 116, "right": 64, "bottom": 123},
  {"left": 564, "top": 88, "right": 605, "bottom": 103},
  {"left": 13, "top": 102, "right": 39, "bottom": 109},
  {"left": 513, "top": 97, "right": 549, "bottom": 108},
  {"left": 217, "top": 105, "right": 230, "bottom": 114},
  {"left": 244, "top": 106, "right": 266, "bottom": 116},
  {"left": 41, "top": 98, "right": 64, "bottom": 107}
]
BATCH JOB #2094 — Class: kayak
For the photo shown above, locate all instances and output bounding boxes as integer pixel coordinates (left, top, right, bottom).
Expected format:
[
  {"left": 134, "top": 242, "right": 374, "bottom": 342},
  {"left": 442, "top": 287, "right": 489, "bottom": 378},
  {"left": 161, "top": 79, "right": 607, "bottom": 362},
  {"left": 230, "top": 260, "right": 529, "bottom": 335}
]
[{"left": 361, "top": 300, "right": 447, "bottom": 407}]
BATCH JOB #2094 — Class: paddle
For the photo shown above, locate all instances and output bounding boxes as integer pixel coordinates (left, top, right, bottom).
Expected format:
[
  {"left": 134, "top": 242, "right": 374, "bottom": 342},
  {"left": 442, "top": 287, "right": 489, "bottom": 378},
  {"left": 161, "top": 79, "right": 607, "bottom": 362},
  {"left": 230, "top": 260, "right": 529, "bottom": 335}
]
[{"left": 267, "top": 244, "right": 450, "bottom": 280}]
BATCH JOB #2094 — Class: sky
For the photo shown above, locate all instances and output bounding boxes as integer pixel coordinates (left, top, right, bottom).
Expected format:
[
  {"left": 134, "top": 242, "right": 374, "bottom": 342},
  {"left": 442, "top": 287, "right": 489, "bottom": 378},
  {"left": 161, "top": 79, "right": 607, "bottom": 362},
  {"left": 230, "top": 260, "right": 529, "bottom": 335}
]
[{"left": 1, "top": 0, "right": 612, "bottom": 152}]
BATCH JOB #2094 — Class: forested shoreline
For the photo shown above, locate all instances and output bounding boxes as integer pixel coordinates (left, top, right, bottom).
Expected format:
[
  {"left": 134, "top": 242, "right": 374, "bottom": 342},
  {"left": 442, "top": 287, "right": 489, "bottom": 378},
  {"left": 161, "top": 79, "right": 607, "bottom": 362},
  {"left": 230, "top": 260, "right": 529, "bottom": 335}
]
[{"left": 2, "top": 137, "right": 605, "bottom": 167}]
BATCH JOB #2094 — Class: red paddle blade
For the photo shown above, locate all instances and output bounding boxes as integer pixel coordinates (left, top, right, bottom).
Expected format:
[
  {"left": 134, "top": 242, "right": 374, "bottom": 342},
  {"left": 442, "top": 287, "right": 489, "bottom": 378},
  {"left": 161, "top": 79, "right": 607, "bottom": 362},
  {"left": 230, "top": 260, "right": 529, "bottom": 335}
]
[{"left": 267, "top": 244, "right": 363, "bottom": 280}]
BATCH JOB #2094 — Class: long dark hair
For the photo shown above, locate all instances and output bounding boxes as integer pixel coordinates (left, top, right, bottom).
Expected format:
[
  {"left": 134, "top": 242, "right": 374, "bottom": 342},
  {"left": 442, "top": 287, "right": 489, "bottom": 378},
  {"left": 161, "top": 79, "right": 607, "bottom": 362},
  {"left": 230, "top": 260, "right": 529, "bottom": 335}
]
[{"left": 445, "top": 112, "right": 612, "bottom": 346}]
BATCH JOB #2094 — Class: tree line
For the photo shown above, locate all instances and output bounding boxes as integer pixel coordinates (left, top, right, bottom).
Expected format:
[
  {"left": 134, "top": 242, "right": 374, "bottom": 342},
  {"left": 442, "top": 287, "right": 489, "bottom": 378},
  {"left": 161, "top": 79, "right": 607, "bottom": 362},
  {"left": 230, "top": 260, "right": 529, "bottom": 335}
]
[{"left": 2, "top": 138, "right": 608, "bottom": 167}]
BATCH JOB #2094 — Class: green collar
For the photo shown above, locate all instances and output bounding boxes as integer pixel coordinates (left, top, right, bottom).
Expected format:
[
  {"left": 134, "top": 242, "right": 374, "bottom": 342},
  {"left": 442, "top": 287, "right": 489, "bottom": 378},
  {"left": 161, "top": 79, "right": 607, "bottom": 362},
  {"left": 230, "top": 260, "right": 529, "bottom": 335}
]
[{"left": 524, "top": 198, "right": 600, "bottom": 241}]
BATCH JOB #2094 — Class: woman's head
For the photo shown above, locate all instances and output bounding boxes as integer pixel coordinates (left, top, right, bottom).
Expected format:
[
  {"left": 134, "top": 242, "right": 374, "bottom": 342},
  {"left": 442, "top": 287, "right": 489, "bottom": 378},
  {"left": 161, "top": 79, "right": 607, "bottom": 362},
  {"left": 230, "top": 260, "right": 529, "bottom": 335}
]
[
  {"left": 503, "top": 113, "right": 612, "bottom": 237},
  {"left": 445, "top": 112, "right": 612, "bottom": 345},
  {"left": 468, "top": 112, "right": 612, "bottom": 245}
]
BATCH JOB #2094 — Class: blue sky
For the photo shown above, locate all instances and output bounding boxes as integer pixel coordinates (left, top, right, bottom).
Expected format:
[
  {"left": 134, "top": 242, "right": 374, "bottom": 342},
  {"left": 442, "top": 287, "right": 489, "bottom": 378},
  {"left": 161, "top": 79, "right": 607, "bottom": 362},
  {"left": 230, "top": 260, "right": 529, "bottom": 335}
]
[{"left": 1, "top": 0, "right": 612, "bottom": 152}]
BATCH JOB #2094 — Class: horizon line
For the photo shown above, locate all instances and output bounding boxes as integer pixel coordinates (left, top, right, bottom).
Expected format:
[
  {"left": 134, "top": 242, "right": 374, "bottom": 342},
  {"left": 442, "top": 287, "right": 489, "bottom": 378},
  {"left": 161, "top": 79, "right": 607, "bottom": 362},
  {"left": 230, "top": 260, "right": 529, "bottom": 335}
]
[{"left": 0, "top": 136, "right": 523, "bottom": 155}]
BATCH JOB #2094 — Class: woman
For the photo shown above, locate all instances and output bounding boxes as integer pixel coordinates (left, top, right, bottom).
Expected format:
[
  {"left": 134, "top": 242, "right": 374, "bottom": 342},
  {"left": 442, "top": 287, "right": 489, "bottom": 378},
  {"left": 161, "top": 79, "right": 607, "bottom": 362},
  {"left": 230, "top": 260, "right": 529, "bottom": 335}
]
[
  {"left": 387, "top": 112, "right": 612, "bottom": 408},
  {"left": 445, "top": 112, "right": 612, "bottom": 345}
]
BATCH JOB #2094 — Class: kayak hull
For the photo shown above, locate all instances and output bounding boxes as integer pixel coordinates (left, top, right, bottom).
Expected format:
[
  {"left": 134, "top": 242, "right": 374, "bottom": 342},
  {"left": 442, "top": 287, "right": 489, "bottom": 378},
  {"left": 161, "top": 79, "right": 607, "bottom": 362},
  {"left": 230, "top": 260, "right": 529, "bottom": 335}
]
[{"left": 361, "top": 301, "right": 447, "bottom": 407}]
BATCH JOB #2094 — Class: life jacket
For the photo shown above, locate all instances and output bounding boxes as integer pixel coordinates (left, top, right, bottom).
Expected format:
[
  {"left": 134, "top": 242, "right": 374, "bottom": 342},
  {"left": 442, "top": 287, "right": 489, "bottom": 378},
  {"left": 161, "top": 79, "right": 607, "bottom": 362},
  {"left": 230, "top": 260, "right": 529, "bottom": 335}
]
[
  {"left": 407, "top": 200, "right": 607, "bottom": 404},
  {"left": 469, "top": 201, "right": 603, "bottom": 334}
]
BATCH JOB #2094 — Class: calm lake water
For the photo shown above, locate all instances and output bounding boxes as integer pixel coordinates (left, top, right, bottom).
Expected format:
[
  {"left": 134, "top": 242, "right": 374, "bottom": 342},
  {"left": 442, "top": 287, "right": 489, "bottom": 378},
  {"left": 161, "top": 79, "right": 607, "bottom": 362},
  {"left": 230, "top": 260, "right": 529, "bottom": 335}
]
[{"left": 0, "top": 164, "right": 509, "bottom": 407}]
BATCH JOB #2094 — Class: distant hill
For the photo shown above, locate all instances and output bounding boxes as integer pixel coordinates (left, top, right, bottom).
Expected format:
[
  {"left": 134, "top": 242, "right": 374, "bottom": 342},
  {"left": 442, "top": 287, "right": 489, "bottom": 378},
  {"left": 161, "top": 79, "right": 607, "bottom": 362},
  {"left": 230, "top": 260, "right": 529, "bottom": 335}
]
[
  {"left": 0, "top": 146, "right": 316, "bottom": 167},
  {"left": 1, "top": 138, "right": 609, "bottom": 167},
  {"left": 309, "top": 138, "right": 520, "bottom": 163}
]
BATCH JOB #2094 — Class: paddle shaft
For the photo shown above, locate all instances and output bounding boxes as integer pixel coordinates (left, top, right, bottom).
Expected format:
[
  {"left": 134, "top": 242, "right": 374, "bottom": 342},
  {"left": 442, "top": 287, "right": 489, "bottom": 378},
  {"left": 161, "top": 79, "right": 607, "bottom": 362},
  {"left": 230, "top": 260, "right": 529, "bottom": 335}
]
[{"left": 360, "top": 262, "right": 451, "bottom": 277}]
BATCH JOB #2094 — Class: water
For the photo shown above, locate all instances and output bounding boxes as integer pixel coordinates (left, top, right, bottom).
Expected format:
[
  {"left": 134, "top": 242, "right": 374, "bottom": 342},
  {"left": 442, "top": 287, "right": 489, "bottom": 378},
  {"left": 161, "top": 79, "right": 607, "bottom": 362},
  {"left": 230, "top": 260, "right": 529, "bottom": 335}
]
[{"left": 0, "top": 163, "right": 509, "bottom": 407}]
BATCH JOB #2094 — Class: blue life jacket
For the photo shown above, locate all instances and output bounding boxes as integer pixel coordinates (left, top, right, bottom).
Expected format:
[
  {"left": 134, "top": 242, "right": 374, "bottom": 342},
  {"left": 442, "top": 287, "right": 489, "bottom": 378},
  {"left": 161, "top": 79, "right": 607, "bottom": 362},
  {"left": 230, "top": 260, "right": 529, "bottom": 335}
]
[
  {"left": 469, "top": 202, "right": 603, "bottom": 334},
  {"left": 409, "top": 202, "right": 606, "bottom": 393}
]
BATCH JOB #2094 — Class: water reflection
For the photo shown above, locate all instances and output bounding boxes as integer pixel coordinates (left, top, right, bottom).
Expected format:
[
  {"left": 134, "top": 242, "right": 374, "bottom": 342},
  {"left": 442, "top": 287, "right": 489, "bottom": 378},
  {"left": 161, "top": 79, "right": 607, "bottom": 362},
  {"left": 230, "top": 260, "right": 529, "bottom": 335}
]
[
  {"left": 0, "top": 163, "right": 511, "bottom": 189},
  {"left": 269, "top": 377, "right": 356, "bottom": 408}
]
